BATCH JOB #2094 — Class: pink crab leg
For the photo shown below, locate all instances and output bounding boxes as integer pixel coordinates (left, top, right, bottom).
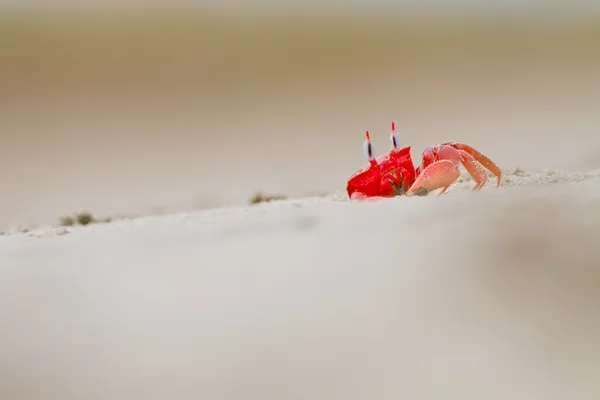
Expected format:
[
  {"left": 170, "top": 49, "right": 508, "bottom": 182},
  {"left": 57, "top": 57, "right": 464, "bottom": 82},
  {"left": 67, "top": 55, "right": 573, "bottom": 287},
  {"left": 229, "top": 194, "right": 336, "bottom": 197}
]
[
  {"left": 446, "top": 142, "right": 502, "bottom": 187},
  {"left": 458, "top": 150, "right": 488, "bottom": 190},
  {"left": 350, "top": 191, "right": 389, "bottom": 201},
  {"left": 350, "top": 192, "right": 370, "bottom": 200},
  {"left": 406, "top": 159, "right": 460, "bottom": 194},
  {"left": 436, "top": 144, "right": 462, "bottom": 164}
]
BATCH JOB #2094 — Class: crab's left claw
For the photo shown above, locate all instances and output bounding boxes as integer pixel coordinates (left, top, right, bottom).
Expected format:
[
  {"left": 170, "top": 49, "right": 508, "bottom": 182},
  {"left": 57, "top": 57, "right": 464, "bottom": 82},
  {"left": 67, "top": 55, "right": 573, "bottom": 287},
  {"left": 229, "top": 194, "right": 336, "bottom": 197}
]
[{"left": 406, "top": 159, "right": 460, "bottom": 195}]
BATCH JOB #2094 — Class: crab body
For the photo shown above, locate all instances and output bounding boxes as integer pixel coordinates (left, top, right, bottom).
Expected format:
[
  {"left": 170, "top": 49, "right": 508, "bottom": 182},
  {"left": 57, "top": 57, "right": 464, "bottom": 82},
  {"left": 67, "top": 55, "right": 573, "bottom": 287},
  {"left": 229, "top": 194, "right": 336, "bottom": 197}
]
[
  {"left": 346, "top": 145, "right": 415, "bottom": 198},
  {"left": 346, "top": 122, "right": 502, "bottom": 199}
]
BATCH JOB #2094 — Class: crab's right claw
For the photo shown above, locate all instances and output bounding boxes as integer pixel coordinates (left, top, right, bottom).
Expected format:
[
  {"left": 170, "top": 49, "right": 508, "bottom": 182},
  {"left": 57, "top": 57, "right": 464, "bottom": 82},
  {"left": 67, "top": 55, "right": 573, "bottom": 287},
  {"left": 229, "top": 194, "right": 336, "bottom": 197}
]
[{"left": 406, "top": 160, "right": 460, "bottom": 194}]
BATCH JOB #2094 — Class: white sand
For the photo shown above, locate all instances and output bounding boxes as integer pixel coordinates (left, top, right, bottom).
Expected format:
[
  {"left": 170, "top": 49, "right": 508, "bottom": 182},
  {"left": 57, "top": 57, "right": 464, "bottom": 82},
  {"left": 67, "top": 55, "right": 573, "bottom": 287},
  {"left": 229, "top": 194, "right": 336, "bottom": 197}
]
[{"left": 2, "top": 168, "right": 600, "bottom": 399}]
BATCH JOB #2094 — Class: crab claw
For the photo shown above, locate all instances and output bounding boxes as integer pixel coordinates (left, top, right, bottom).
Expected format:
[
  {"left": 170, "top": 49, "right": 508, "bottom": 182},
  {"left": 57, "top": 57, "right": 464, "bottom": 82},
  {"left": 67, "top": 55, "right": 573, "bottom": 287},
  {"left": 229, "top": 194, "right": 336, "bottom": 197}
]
[{"left": 406, "top": 159, "right": 460, "bottom": 195}]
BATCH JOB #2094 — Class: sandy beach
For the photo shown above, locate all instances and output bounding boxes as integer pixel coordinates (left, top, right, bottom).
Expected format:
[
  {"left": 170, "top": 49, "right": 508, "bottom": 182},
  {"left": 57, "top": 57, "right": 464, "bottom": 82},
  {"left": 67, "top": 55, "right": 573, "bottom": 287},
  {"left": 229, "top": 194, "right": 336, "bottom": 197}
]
[
  {"left": 4, "top": 169, "right": 600, "bottom": 399},
  {"left": 2, "top": 4, "right": 600, "bottom": 399}
]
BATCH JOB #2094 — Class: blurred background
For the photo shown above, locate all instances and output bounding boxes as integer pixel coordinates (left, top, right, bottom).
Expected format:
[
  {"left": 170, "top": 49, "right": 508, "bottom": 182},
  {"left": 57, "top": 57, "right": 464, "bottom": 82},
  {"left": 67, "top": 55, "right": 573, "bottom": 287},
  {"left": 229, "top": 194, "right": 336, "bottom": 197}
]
[{"left": 1, "top": 1, "right": 600, "bottom": 229}]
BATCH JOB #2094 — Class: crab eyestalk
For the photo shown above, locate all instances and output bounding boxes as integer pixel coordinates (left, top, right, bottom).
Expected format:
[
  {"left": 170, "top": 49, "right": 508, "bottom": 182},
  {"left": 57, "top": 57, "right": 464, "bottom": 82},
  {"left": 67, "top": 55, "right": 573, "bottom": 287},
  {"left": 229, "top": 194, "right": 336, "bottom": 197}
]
[
  {"left": 390, "top": 121, "right": 401, "bottom": 152},
  {"left": 363, "top": 130, "right": 377, "bottom": 165}
]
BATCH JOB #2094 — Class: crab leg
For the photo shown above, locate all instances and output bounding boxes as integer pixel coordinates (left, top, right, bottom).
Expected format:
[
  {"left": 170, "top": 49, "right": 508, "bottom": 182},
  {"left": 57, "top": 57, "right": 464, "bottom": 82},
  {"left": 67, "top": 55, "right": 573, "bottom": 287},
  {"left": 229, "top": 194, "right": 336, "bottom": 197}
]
[
  {"left": 458, "top": 150, "right": 488, "bottom": 190},
  {"left": 446, "top": 143, "right": 502, "bottom": 187},
  {"left": 406, "top": 159, "right": 461, "bottom": 195},
  {"left": 349, "top": 191, "right": 369, "bottom": 200}
]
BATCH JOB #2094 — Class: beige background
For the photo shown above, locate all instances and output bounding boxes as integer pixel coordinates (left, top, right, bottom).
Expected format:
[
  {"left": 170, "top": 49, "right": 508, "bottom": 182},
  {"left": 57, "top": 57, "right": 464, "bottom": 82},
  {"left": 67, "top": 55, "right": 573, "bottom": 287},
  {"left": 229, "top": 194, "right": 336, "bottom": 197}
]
[{"left": 2, "top": 7, "right": 600, "bottom": 229}]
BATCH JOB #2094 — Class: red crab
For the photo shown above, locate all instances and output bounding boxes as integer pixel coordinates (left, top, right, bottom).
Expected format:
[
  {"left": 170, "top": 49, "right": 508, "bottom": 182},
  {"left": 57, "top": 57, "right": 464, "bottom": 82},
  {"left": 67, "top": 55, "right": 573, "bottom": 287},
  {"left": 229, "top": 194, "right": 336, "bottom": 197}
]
[{"left": 346, "top": 122, "right": 502, "bottom": 199}]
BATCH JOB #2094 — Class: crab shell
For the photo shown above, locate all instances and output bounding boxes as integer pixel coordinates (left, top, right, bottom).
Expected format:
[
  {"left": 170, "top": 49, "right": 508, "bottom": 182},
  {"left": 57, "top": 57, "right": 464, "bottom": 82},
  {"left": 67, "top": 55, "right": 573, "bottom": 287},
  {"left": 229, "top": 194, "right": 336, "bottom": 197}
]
[{"left": 346, "top": 146, "right": 417, "bottom": 199}]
